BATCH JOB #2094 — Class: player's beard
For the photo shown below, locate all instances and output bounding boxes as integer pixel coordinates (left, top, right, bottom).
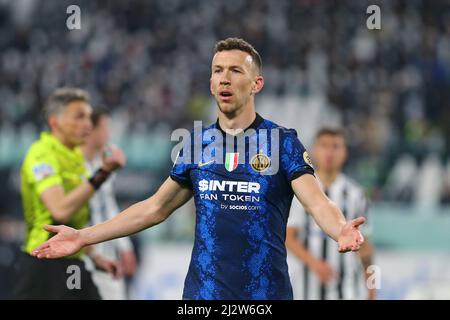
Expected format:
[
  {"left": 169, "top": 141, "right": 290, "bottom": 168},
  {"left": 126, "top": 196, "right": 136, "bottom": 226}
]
[
  {"left": 215, "top": 96, "right": 245, "bottom": 118},
  {"left": 216, "top": 102, "right": 236, "bottom": 116}
]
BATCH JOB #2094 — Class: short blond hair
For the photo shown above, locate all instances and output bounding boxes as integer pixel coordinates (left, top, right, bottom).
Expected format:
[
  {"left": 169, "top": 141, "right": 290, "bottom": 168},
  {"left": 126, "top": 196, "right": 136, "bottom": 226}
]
[{"left": 44, "top": 87, "right": 90, "bottom": 118}]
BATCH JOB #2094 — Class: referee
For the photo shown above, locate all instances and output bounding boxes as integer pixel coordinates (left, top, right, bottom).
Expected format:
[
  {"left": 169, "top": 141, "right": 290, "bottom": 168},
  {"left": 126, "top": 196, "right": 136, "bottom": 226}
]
[
  {"left": 15, "top": 88, "right": 125, "bottom": 299},
  {"left": 286, "top": 128, "right": 375, "bottom": 300}
]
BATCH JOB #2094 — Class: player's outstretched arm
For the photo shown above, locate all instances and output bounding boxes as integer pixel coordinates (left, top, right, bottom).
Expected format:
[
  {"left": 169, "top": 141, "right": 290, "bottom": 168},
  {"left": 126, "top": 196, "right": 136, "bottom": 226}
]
[
  {"left": 31, "top": 177, "right": 192, "bottom": 259},
  {"left": 291, "top": 174, "right": 365, "bottom": 252}
]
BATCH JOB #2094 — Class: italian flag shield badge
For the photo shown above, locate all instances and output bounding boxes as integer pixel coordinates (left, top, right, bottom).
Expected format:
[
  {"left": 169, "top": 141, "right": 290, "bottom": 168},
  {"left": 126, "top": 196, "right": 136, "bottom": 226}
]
[{"left": 225, "top": 153, "right": 239, "bottom": 172}]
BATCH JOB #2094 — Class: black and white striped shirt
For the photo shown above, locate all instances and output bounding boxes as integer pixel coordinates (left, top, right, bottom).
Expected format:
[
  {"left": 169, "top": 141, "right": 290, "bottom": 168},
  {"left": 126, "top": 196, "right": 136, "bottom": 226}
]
[
  {"left": 287, "top": 174, "right": 371, "bottom": 300},
  {"left": 86, "top": 156, "right": 133, "bottom": 260}
]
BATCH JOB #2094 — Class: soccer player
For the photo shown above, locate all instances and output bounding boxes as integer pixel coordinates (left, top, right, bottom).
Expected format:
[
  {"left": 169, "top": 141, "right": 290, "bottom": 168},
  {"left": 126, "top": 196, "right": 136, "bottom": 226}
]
[
  {"left": 15, "top": 88, "right": 125, "bottom": 299},
  {"left": 82, "top": 108, "right": 137, "bottom": 300},
  {"left": 31, "top": 38, "right": 365, "bottom": 300},
  {"left": 286, "top": 128, "right": 375, "bottom": 300}
]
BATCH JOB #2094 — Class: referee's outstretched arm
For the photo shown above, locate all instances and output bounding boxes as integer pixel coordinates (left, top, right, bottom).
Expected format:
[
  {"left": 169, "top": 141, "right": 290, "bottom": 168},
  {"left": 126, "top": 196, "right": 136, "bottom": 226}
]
[
  {"left": 31, "top": 177, "right": 192, "bottom": 259},
  {"left": 291, "top": 174, "right": 365, "bottom": 253}
]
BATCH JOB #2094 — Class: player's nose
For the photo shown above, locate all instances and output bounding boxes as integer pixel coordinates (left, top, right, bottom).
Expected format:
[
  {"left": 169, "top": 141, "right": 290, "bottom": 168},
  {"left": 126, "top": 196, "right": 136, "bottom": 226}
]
[
  {"left": 219, "top": 71, "right": 231, "bottom": 84},
  {"left": 220, "top": 78, "right": 231, "bottom": 86}
]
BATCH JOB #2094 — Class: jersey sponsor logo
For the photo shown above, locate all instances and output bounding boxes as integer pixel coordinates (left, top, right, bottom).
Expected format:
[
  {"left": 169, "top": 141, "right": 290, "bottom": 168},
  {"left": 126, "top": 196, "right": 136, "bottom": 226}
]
[
  {"left": 251, "top": 154, "right": 271, "bottom": 172},
  {"left": 32, "top": 163, "right": 55, "bottom": 181},
  {"left": 198, "top": 179, "right": 260, "bottom": 193},
  {"left": 303, "top": 151, "right": 313, "bottom": 167},
  {"left": 225, "top": 153, "right": 239, "bottom": 172}
]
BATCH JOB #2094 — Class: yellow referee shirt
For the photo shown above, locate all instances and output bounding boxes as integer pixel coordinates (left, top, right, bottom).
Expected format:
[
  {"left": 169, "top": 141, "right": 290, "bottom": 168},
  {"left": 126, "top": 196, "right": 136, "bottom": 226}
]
[{"left": 20, "top": 132, "right": 90, "bottom": 258}]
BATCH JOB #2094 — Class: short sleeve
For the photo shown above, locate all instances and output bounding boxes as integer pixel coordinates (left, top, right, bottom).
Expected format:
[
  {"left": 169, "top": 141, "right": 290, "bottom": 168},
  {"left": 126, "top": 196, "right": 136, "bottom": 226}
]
[
  {"left": 26, "top": 152, "right": 62, "bottom": 195},
  {"left": 170, "top": 148, "right": 193, "bottom": 189},
  {"left": 280, "top": 129, "right": 314, "bottom": 182}
]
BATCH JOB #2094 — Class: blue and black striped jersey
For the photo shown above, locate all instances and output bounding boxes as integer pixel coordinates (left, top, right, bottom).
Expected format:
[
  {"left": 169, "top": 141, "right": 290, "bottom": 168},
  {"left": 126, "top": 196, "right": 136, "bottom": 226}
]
[{"left": 171, "top": 113, "right": 314, "bottom": 300}]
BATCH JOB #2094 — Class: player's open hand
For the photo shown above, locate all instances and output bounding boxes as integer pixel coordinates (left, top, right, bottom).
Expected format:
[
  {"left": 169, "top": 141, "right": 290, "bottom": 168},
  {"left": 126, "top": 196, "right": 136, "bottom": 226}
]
[
  {"left": 31, "top": 225, "right": 84, "bottom": 259},
  {"left": 337, "top": 217, "right": 365, "bottom": 253},
  {"left": 101, "top": 144, "right": 126, "bottom": 172}
]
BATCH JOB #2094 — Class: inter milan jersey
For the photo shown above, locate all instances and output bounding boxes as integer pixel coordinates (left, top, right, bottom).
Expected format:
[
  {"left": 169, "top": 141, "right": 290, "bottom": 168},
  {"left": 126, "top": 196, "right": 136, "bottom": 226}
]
[{"left": 170, "top": 113, "right": 314, "bottom": 300}]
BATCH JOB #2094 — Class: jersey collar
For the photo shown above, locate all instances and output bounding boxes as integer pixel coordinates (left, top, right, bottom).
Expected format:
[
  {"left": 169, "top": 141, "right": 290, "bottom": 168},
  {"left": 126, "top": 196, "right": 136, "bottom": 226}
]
[
  {"left": 40, "top": 131, "right": 81, "bottom": 160},
  {"left": 215, "top": 112, "right": 264, "bottom": 136}
]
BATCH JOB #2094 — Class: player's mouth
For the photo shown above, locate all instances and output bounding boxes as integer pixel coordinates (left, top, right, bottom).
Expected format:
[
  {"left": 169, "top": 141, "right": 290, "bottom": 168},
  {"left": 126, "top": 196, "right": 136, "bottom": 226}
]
[{"left": 219, "top": 90, "right": 233, "bottom": 101}]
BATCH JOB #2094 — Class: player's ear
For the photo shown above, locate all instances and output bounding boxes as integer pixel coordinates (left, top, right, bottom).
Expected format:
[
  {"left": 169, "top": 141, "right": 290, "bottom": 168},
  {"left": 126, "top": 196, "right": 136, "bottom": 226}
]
[
  {"left": 342, "top": 144, "right": 349, "bottom": 162},
  {"left": 210, "top": 78, "right": 214, "bottom": 95},
  {"left": 252, "top": 75, "right": 264, "bottom": 94},
  {"left": 47, "top": 115, "right": 59, "bottom": 131}
]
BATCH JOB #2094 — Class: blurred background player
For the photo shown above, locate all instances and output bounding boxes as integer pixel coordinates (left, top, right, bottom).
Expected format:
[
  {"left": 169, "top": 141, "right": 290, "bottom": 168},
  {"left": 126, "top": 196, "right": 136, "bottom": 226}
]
[
  {"left": 286, "top": 128, "right": 375, "bottom": 300},
  {"left": 14, "top": 88, "right": 126, "bottom": 299},
  {"left": 82, "top": 107, "right": 137, "bottom": 300}
]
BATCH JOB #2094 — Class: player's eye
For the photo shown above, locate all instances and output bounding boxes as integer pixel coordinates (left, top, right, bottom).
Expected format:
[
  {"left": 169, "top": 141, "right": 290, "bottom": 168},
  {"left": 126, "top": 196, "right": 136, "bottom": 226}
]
[{"left": 213, "top": 69, "right": 221, "bottom": 73}]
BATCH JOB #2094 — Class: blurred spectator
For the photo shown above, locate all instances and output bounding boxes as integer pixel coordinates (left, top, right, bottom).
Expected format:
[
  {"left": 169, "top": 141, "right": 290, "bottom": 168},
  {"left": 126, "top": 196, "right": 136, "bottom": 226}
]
[{"left": 0, "top": 0, "right": 449, "bottom": 202}]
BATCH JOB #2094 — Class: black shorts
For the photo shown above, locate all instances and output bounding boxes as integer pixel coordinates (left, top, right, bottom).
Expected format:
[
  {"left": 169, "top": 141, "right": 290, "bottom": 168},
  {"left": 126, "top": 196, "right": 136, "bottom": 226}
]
[{"left": 13, "top": 252, "right": 101, "bottom": 300}]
